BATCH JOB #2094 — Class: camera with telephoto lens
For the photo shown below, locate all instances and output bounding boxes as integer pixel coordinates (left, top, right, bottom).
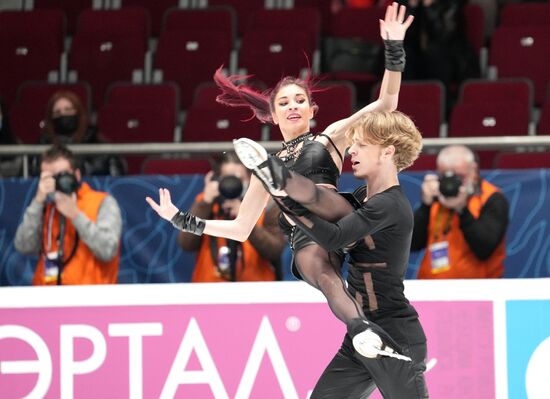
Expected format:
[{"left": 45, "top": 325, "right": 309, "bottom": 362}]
[
  {"left": 438, "top": 171, "right": 462, "bottom": 198},
  {"left": 218, "top": 175, "right": 243, "bottom": 200},
  {"left": 54, "top": 171, "right": 79, "bottom": 194}
]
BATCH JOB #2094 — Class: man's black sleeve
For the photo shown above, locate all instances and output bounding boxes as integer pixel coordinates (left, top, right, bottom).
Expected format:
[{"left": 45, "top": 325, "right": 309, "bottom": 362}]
[
  {"left": 459, "top": 192, "right": 509, "bottom": 260},
  {"left": 411, "top": 203, "right": 431, "bottom": 251}
]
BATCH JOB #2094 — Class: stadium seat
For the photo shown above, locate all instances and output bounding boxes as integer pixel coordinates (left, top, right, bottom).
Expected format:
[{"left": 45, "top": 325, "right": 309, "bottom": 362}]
[
  {"left": 489, "top": 26, "right": 550, "bottom": 105},
  {"left": 69, "top": 7, "right": 150, "bottom": 109},
  {"left": 155, "top": 29, "right": 232, "bottom": 109},
  {"left": 372, "top": 80, "right": 445, "bottom": 138},
  {"left": 120, "top": 0, "right": 178, "bottom": 37},
  {"left": 464, "top": 3, "right": 485, "bottom": 55},
  {"left": 207, "top": 0, "right": 265, "bottom": 37},
  {"left": 498, "top": 2, "right": 550, "bottom": 28},
  {"left": 162, "top": 6, "right": 235, "bottom": 39},
  {"left": 494, "top": 152, "right": 550, "bottom": 169},
  {"left": 293, "top": 0, "right": 332, "bottom": 35},
  {"left": 97, "top": 82, "right": 179, "bottom": 174},
  {"left": 537, "top": 102, "right": 550, "bottom": 135},
  {"left": 9, "top": 81, "right": 91, "bottom": 144},
  {"left": 238, "top": 29, "right": 314, "bottom": 87},
  {"left": 309, "top": 81, "right": 355, "bottom": 133},
  {"left": 0, "top": 9, "right": 65, "bottom": 110},
  {"left": 459, "top": 78, "right": 533, "bottom": 110},
  {"left": 407, "top": 153, "right": 438, "bottom": 172},
  {"left": 182, "top": 105, "right": 263, "bottom": 143},
  {"left": 33, "top": 0, "right": 93, "bottom": 35}
]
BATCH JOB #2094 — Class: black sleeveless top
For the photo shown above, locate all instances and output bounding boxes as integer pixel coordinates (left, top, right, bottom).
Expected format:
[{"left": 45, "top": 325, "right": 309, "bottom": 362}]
[
  {"left": 280, "top": 133, "right": 342, "bottom": 187},
  {"left": 278, "top": 133, "right": 343, "bottom": 235}
]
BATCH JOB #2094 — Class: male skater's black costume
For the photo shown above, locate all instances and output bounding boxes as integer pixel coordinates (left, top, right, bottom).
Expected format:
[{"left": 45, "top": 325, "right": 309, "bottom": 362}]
[{"left": 293, "top": 184, "right": 428, "bottom": 398}]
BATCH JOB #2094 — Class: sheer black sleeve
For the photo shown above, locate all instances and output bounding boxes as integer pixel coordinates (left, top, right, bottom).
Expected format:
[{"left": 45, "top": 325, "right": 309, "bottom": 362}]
[
  {"left": 459, "top": 192, "right": 509, "bottom": 260},
  {"left": 411, "top": 203, "right": 431, "bottom": 251}
]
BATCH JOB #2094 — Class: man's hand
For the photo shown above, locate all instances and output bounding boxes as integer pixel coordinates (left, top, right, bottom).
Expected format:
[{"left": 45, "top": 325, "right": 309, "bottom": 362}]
[
  {"left": 421, "top": 174, "right": 439, "bottom": 206},
  {"left": 202, "top": 171, "right": 220, "bottom": 204},
  {"left": 35, "top": 172, "right": 55, "bottom": 203},
  {"left": 54, "top": 192, "right": 80, "bottom": 219},
  {"left": 438, "top": 186, "right": 469, "bottom": 214}
]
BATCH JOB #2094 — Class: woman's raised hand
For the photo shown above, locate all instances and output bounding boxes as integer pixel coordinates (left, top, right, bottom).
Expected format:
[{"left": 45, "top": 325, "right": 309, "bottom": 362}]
[
  {"left": 380, "top": 2, "right": 414, "bottom": 41},
  {"left": 146, "top": 188, "right": 179, "bottom": 221}
]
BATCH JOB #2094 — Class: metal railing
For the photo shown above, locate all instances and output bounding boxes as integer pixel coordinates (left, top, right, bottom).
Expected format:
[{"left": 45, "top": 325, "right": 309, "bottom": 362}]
[{"left": 2, "top": 136, "right": 550, "bottom": 178}]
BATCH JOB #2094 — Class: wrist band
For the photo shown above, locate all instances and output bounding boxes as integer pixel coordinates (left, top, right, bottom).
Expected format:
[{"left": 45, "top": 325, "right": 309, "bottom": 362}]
[
  {"left": 171, "top": 211, "right": 206, "bottom": 236},
  {"left": 384, "top": 40, "right": 406, "bottom": 72}
]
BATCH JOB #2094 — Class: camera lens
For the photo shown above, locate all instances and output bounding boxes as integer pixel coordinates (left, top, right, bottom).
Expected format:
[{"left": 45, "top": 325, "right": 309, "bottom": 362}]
[
  {"left": 218, "top": 175, "right": 243, "bottom": 199},
  {"left": 438, "top": 173, "right": 462, "bottom": 198},
  {"left": 55, "top": 171, "right": 79, "bottom": 194}
]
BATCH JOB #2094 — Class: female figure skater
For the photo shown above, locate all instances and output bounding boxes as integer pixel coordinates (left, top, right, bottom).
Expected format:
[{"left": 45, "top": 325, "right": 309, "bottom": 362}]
[
  {"left": 147, "top": 2, "right": 414, "bottom": 360},
  {"left": 232, "top": 110, "right": 428, "bottom": 397}
]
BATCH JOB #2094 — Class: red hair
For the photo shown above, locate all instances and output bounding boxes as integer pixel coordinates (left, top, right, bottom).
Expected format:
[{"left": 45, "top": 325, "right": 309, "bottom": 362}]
[{"left": 213, "top": 66, "right": 320, "bottom": 124}]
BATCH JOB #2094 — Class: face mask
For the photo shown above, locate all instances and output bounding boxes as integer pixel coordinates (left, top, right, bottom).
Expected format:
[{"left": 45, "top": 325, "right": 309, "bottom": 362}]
[{"left": 53, "top": 115, "right": 79, "bottom": 136}]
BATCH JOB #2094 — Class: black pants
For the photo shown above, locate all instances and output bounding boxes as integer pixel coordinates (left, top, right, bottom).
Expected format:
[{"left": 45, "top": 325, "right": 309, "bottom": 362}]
[{"left": 311, "top": 335, "right": 429, "bottom": 399}]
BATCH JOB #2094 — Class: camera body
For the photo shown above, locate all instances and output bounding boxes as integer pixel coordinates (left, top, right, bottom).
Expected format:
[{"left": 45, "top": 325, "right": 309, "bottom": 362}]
[
  {"left": 217, "top": 175, "right": 244, "bottom": 200},
  {"left": 438, "top": 172, "right": 462, "bottom": 198},
  {"left": 54, "top": 171, "right": 79, "bottom": 194}
]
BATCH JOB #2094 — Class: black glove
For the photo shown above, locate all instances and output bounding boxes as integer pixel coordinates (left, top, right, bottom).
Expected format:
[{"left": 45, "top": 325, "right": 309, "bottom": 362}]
[
  {"left": 384, "top": 40, "right": 405, "bottom": 72},
  {"left": 171, "top": 211, "right": 205, "bottom": 235}
]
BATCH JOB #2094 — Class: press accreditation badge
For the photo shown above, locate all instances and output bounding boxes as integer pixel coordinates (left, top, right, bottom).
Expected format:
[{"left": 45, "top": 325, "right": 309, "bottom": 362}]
[
  {"left": 44, "top": 251, "right": 60, "bottom": 283},
  {"left": 429, "top": 241, "right": 450, "bottom": 273}
]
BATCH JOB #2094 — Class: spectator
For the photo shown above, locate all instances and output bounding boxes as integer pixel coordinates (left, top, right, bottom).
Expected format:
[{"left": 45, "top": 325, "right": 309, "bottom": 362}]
[
  {"left": 411, "top": 145, "right": 509, "bottom": 279},
  {"left": 31, "top": 90, "right": 126, "bottom": 176},
  {"left": 178, "top": 153, "right": 285, "bottom": 282},
  {"left": 401, "top": 0, "right": 479, "bottom": 111},
  {"left": 14, "top": 144, "right": 122, "bottom": 285},
  {"left": 0, "top": 97, "right": 22, "bottom": 177}
]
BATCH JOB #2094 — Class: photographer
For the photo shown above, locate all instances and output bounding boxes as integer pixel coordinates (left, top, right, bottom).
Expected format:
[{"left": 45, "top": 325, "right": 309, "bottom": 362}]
[
  {"left": 14, "top": 144, "right": 122, "bottom": 285},
  {"left": 177, "top": 153, "right": 285, "bottom": 282},
  {"left": 411, "top": 145, "right": 509, "bottom": 279}
]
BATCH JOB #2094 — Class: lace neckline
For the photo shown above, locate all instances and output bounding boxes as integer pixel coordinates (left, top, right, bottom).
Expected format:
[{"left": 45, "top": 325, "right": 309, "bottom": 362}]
[{"left": 281, "top": 132, "right": 313, "bottom": 161}]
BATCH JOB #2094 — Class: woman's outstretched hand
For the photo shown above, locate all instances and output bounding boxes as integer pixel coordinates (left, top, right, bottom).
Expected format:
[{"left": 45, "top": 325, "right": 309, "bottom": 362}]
[
  {"left": 380, "top": 2, "right": 414, "bottom": 41},
  {"left": 146, "top": 188, "right": 179, "bottom": 221}
]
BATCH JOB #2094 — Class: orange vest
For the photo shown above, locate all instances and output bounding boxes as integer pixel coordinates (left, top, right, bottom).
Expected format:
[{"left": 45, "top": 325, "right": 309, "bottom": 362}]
[
  {"left": 191, "top": 193, "right": 276, "bottom": 282},
  {"left": 418, "top": 180, "right": 506, "bottom": 279},
  {"left": 33, "top": 182, "right": 120, "bottom": 285}
]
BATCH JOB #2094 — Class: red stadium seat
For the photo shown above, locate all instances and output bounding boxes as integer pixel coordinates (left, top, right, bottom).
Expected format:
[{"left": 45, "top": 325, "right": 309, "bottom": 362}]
[
  {"left": 407, "top": 153, "right": 438, "bottom": 172},
  {"left": 309, "top": 81, "right": 355, "bottom": 133},
  {"left": 499, "top": 2, "right": 550, "bottom": 28},
  {"left": 538, "top": 103, "right": 550, "bottom": 135},
  {"left": 182, "top": 105, "right": 263, "bottom": 143},
  {"left": 207, "top": 0, "right": 265, "bottom": 37},
  {"left": 0, "top": 9, "right": 65, "bottom": 110},
  {"left": 142, "top": 157, "right": 214, "bottom": 175},
  {"left": 163, "top": 6, "right": 235, "bottom": 38},
  {"left": 494, "top": 152, "right": 550, "bottom": 169},
  {"left": 372, "top": 80, "right": 445, "bottom": 138},
  {"left": 120, "top": 0, "right": 178, "bottom": 36},
  {"left": 464, "top": 3, "right": 485, "bottom": 54},
  {"left": 97, "top": 83, "right": 179, "bottom": 174},
  {"left": 246, "top": 8, "right": 321, "bottom": 51},
  {"left": 238, "top": 29, "right": 314, "bottom": 87},
  {"left": 33, "top": 0, "right": 92, "bottom": 35},
  {"left": 69, "top": 7, "right": 150, "bottom": 109},
  {"left": 294, "top": 0, "right": 332, "bottom": 34},
  {"left": 489, "top": 26, "right": 550, "bottom": 105},
  {"left": 9, "top": 81, "right": 91, "bottom": 144},
  {"left": 155, "top": 30, "right": 232, "bottom": 109},
  {"left": 459, "top": 78, "right": 533, "bottom": 110},
  {"left": 449, "top": 103, "right": 529, "bottom": 137}
]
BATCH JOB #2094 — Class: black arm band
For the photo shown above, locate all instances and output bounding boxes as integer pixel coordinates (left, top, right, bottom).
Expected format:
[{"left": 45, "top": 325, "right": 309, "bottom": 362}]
[
  {"left": 170, "top": 211, "right": 206, "bottom": 236},
  {"left": 384, "top": 40, "right": 406, "bottom": 72}
]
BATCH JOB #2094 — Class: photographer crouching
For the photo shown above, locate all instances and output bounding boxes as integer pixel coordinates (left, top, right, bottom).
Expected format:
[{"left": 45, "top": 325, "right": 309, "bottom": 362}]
[
  {"left": 14, "top": 144, "right": 122, "bottom": 285},
  {"left": 411, "top": 145, "right": 509, "bottom": 279},
  {"left": 177, "top": 152, "right": 285, "bottom": 282}
]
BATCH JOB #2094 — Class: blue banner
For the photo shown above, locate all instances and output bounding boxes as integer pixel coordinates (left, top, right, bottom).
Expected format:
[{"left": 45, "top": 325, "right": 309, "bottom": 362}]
[{"left": 1, "top": 170, "right": 549, "bottom": 285}]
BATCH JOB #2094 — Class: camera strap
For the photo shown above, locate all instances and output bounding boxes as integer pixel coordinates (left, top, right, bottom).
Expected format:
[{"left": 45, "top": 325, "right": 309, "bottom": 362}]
[{"left": 433, "top": 207, "right": 454, "bottom": 241}]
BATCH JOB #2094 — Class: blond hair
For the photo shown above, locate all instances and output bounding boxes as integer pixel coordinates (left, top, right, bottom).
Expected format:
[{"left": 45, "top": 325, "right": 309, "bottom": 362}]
[{"left": 345, "top": 111, "right": 423, "bottom": 171}]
